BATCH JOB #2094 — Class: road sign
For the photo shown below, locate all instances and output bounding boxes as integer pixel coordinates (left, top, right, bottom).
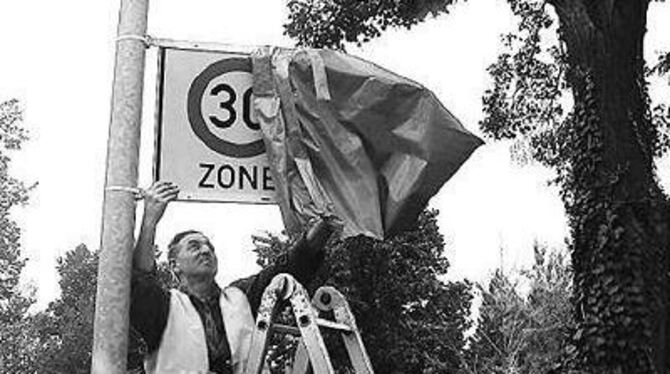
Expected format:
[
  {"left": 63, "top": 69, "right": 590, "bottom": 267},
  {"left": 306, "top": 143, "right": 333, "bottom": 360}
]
[{"left": 155, "top": 47, "right": 276, "bottom": 203}]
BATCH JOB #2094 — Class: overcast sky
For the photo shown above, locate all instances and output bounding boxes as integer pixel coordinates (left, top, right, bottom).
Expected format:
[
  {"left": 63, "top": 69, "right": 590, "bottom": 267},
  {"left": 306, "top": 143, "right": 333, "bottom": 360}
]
[{"left": 1, "top": 0, "right": 668, "bottom": 309}]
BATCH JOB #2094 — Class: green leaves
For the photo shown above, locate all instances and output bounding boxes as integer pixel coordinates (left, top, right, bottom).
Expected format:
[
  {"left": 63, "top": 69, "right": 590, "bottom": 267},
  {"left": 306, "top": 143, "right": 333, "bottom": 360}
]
[
  {"left": 0, "top": 100, "right": 30, "bottom": 316},
  {"left": 480, "top": 0, "right": 567, "bottom": 168},
  {"left": 254, "top": 210, "right": 473, "bottom": 373},
  {"left": 284, "top": 0, "right": 462, "bottom": 49},
  {"left": 0, "top": 99, "right": 27, "bottom": 150},
  {"left": 480, "top": 1, "right": 670, "bottom": 368},
  {"left": 461, "top": 246, "right": 574, "bottom": 374},
  {"left": 36, "top": 244, "right": 98, "bottom": 373},
  {"left": 649, "top": 51, "right": 670, "bottom": 78},
  {"left": 0, "top": 98, "right": 35, "bottom": 373},
  {"left": 283, "top": 0, "right": 670, "bottom": 371}
]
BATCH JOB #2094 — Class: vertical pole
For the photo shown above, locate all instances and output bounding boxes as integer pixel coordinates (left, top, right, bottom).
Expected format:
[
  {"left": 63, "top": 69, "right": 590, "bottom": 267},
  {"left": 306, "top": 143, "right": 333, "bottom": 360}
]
[{"left": 91, "top": 0, "right": 149, "bottom": 373}]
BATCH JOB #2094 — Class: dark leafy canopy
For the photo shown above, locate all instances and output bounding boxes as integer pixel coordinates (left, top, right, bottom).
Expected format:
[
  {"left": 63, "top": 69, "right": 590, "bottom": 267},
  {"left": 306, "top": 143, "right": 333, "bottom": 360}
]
[
  {"left": 649, "top": 51, "right": 670, "bottom": 157},
  {"left": 482, "top": 1, "right": 670, "bottom": 372},
  {"left": 461, "top": 246, "right": 574, "bottom": 374},
  {"left": 285, "top": 0, "right": 670, "bottom": 372},
  {"left": 255, "top": 210, "right": 473, "bottom": 373},
  {"left": 34, "top": 245, "right": 173, "bottom": 374},
  {"left": 285, "top": 0, "right": 463, "bottom": 49},
  {"left": 0, "top": 99, "right": 31, "bottom": 319},
  {"left": 481, "top": 0, "right": 568, "bottom": 167},
  {"left": 482, "top": 0, "right": 670, "bottom": 168},
  {"left": 0, "top": 99, "right": 36, "bottom": 374},
  {"left": 37, "top": 244, "right": 98, "bottom": 373},
  {"left": 650, "top": 51, "right": 670, "bottom": 78}
]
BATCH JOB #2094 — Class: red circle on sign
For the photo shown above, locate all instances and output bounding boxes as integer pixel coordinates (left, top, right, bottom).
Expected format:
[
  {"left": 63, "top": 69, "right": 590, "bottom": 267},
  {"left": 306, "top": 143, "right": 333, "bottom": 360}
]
[{"left": 187, "top": 58, "right": 265, "bottom": 158}]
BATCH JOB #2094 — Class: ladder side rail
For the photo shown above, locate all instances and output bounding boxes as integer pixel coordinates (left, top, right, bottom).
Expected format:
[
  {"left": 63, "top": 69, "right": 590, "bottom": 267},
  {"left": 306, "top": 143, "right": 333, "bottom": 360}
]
[
  {"left": 289, "top": 281, "right": 336, "bottom": 374},
  {"left": 245, "top": 275, "right": 293, "bottom": 374},
  {"left": 313, "top": 287, "right": 374, "bottom": 374},
  {"left": 288, "top": 339, "right": 310, "bottom": 374},
  {"left": 332, "top": 304, "right": 374, "bottom": 374}
]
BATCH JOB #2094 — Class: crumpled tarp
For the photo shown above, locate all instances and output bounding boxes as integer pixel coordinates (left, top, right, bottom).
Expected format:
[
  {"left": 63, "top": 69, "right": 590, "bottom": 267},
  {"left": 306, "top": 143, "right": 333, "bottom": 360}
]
[{"left": 252, "top": 47, "right": 483, "bottom": 240}]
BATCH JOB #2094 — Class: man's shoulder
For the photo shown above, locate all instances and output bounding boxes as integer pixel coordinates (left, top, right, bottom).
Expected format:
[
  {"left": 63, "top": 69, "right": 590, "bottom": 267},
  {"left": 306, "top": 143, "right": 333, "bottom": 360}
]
[{"left": 228, "top": 274, "right": 256, "bottom": 294}]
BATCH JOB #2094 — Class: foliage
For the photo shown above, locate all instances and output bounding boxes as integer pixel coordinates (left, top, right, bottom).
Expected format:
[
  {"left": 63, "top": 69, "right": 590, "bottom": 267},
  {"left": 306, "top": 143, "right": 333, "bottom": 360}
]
[
  {"left": 254, "top": 209, "right": 473, "bottom": 373},
  {"left": 34, "top": 244, "right": 98, "bottom": 373},
  {"left": 481, "top": 0, "right": 569, "bottom": 167},
  {"left": 460, "top": 245, "right": 574, "bottom": 374},
  {"left": 0, "top": 98, "right": 37, "bottom": 373},
  {"left": 31, "top": 245, "right": 173, "bottom": 373},
  {"left": 650, "top": 51, "right": 670, "bottom": 79},
  {"left": 0, "top": 99, "right": 32, "bottom": 321},
  {"left": 649, "top": 53, "right": 670, "bottom": 158},
  {"left": 0, "top": 317, "right": 44, "bottom": 373},
  {"left": 482, "top": 1, "right": 670, "bottom": 372},
  {"left": 284, "top": 0, "right": 670, "bottom": 371},
  {"left": 285, "top": 0, "right": 462, "bottom": 49}
]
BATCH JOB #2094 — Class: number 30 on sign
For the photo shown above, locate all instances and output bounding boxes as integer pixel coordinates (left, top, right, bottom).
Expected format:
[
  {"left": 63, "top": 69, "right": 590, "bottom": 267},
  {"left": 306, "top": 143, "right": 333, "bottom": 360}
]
[{"left": 154, "top": 47, "right": 277, "bottom": 204}]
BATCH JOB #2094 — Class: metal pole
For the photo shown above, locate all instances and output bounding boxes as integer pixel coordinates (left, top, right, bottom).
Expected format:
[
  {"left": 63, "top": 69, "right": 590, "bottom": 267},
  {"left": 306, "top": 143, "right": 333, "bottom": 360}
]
[{"left": 91, "top": 0, "right": 149, "bottom": 372}]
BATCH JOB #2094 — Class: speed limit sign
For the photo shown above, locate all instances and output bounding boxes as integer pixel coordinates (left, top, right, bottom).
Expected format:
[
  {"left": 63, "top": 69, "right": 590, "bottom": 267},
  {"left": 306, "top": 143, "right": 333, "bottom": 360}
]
[{"left": 155, "top": 46, "right": 276, "bottom": 203}]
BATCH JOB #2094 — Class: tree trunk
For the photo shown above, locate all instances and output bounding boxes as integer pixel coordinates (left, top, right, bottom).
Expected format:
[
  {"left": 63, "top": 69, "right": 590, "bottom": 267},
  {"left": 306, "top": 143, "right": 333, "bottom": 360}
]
[{"left": 548, "top": 0, "right": 670, "bottom": 372}]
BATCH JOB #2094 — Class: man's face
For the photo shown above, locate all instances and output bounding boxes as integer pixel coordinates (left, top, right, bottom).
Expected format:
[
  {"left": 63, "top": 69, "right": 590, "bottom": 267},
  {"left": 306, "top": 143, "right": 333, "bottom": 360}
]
[{"left": 173, "top": 232, "right": 218, "bottom": 279}]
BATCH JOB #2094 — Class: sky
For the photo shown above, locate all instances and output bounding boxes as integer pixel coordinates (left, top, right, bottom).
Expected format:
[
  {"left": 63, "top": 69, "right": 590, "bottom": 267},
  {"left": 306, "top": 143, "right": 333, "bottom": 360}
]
[{"left": 0, "top": 0, "right": 668, "bottom": 310}]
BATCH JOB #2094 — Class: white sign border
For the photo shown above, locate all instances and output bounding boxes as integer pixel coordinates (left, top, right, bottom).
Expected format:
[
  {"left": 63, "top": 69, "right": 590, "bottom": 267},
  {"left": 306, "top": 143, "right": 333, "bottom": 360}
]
[{"left": 153, "top": 44, "right": 277, "bottom": 205}]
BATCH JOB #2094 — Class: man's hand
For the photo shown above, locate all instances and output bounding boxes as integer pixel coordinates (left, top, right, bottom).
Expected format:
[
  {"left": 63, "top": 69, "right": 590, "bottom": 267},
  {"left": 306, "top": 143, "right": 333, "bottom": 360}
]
[
  {"left": 142, "top": 181, "right": 179, "bottom": 227},
  {"left": 305, "top": 216, "right": 339, "bottom": 248},
  {"left": 134, "top": 182, "right": 179, "bottom": 272}
]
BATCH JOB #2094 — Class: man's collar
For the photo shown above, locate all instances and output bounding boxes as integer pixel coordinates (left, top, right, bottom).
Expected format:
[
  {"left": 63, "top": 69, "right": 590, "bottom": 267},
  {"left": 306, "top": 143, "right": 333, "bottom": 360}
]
[{"left": 179, "top": 280, "right": 221, "bottom": 303}]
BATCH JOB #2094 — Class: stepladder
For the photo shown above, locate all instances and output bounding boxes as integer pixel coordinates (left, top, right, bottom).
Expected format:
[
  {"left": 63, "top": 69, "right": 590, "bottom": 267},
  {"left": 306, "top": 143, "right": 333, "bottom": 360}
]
[{"left": 244, "top": 274, "right": 374, "bottom": 374}]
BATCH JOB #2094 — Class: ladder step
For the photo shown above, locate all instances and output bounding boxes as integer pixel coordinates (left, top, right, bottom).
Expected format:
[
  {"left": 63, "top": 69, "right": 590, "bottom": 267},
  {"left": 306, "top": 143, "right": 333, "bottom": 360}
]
[
  {"left": 273, "top": 323, "right": 301, "bottom": 336},
  {"left": 316, "top": 318, "right": 352, "bottom": 333},
  {"left": 244, "top": 275, "right": 373, "bottom": 374},
  {"left": 271, "top": 320, "right": 353, "bottom": 335}
]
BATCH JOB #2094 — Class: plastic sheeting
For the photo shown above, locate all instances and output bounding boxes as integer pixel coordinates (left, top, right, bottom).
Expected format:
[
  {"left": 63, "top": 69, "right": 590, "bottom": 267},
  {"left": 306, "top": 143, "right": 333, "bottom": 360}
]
[{"left": 252, "top": 47, "right": 483, "bottom": 240}]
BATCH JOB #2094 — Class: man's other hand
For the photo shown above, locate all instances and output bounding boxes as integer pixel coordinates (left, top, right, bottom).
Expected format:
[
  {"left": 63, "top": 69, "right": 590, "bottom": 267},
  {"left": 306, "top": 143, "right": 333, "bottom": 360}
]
[
  {"left": 143, "top": 181, "right": 179, "bottom": 226},
  {"left": 305, "top": 216, "right": 339, "bottom": 248}
]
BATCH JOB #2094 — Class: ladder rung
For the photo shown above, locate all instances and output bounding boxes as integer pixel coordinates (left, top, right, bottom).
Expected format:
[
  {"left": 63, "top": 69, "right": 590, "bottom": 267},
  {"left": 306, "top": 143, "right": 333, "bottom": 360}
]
[
  {"left": 272, "top": 323, "right": 301, "bottom": 336},
  {"left": 316, "top": 318, "right": 352, "bottom": 333},
  {"left": 270, "top": 320, "right": 353, "bottom": 335},
  {"left": 246, "top": 275, "right": 374, "bottom": 374}
]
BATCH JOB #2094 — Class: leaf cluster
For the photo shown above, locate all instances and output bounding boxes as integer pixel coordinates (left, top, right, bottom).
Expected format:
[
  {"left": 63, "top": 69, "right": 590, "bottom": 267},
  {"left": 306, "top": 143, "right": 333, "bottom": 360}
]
[
  {"left": 0, "top": 99, "right": 36, "bottom": 374},
  {"left": 477, "top": 1, "right": 670, "bottom": 367},
  {"left": 282, "top": 0, "right": 670, "bottom": 371},
  {"left": 254, "top": 209, "right": 473, "bottom": 373},
  {"left": 480, "top": 0, "right": 569, "bottom": 168},
  {"left": 460, "top": 246, "right": 575, "bottom": 374},
  {"left": 1, "top": 244, "right": 174, "bottom": 373},
  {"left": 35, "top": 244, "right": 99, "bottom": 373},
  {"left": 482, "top": 1, "right": 670, "bottom": 371},
  {"left": 284, "top": 0, "right": 462, "bottom": 49},
  {"left": 0, "top": 99, "right": 31, "bottom": 319}
]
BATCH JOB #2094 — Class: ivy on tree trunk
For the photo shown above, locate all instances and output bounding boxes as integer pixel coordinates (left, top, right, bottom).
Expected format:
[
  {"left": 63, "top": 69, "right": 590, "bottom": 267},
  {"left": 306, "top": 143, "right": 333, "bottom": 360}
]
[
  {"left": 283, "top": 0, "right": 670, "bottom": 371},
  {"left": 548, "top": 0, "right": 670, "bottom": 372}
]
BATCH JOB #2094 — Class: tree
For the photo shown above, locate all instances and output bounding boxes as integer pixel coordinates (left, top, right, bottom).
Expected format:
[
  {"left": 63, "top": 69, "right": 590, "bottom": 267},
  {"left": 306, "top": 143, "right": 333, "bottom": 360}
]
[
  {"left": 482, "top": 2, "right": 670, "bottom": 372},
  {"left": 255, "top": 209, "right": 473, "bottom": 373},
  {"left": 36, "top": 244, "right": 98, "bottom": 373},
  {"left": 464, "top": 269, "right": 527, "bottom": 374},
  {"left": 34, "top": 244, "right": 173, "bottom": 373},
  {"left": 284, "top": 1, "right": 670, "bottom": 372},
  {"left": 461, "top": 246, "right": 573, "bottom": 374},
  {"left": 521, "top": 246, "right": 574, "bottom": 373},
  {"left": 285, "top": 0, "right": 460, "bottom": 50},
  {"left": 0, "top": 98, "right": 36, "bottom": 373}
]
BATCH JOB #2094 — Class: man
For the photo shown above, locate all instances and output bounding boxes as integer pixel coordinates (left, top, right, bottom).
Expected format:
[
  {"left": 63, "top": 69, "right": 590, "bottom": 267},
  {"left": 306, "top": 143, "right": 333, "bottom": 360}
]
[{"left": 130, "top": 181, "right": 334, "bottom": 374}]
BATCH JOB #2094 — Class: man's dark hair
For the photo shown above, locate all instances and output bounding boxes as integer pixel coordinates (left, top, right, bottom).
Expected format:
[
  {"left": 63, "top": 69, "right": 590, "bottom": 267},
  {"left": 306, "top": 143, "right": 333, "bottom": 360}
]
[{"left": 167, "top": 230, "right": 202, "bottom": 263}]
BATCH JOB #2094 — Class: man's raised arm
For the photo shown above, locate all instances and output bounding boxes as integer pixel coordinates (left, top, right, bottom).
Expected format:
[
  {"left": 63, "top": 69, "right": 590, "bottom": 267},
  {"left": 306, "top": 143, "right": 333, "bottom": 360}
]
[
  {"left": 133, "top": 181, "right": 179, "bottom": 272},
  {"left": 130, "top": 181, "right": 179, "bottom": 354},
  {"left": 235, "top": 217, "right": 338, "bottom": 316}
]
